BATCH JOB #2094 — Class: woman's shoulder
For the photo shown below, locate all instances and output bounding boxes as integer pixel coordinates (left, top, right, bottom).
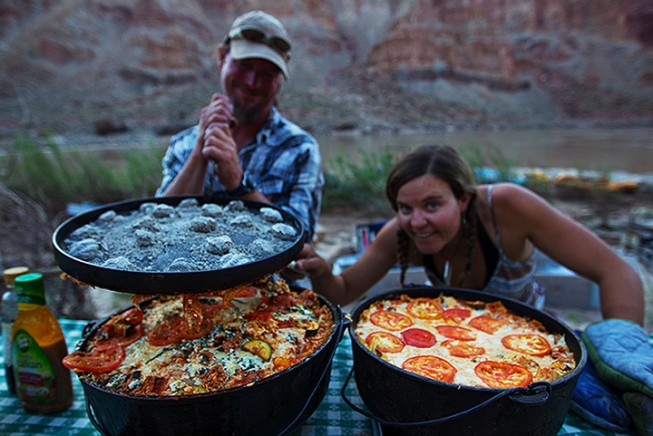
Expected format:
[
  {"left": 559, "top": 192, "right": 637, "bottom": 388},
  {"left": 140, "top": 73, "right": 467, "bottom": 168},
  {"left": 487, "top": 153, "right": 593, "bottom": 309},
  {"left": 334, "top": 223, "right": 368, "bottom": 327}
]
[
  {"left": 484, "top": 183, "right": 557, "bottom": 228},
  {"left": 481, "top": 182, "right": 530, "bottom": 194},
  {"left": 376, "top": 217, "right": 400, "bottom": 239},
  {"left": 481, "top": 183, "right": 539, "bottom": 206}
]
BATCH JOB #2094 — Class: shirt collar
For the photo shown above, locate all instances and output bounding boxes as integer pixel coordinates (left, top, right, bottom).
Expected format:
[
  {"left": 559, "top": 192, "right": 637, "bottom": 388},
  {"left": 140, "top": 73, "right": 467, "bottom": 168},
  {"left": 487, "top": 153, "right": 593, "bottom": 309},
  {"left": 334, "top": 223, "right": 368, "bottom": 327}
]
[{"left": 254, "top": 106, "right": 282, "bottom": 146}]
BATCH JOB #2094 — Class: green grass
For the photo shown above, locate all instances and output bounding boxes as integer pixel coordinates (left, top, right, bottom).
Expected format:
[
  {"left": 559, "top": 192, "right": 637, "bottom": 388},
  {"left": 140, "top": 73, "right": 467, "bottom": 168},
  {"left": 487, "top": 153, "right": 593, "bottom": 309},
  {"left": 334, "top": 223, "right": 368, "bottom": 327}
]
[
  {"left": 459, "top": 145, "right": 517, "bottom": 183},
  {"left": 322, "top": 144, "right": 523, "bottom": 214},
  {"left": 0, "top": 135, "right": 525, "bottom": 220},
  {"left": 0, "top": 134, "right": 165, "bottom": 216},
  {"left": 323, "top": 147, "right": 395, "bottom": 214}
]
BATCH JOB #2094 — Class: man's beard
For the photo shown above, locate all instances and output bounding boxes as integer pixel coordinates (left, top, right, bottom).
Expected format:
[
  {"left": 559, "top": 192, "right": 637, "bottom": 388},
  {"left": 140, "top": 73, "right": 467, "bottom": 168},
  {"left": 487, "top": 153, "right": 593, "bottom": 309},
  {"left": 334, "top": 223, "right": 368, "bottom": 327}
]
[{"left": 232, "top": 101, "right": 262, "bottom": 125}]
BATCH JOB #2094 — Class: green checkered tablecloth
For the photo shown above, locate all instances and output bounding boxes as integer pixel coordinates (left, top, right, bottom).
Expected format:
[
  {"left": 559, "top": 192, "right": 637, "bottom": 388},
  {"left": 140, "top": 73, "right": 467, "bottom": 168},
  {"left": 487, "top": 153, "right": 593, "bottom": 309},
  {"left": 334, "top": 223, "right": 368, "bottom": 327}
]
[{"left": 0, "top": 319, "right": 635, "bottom": 435}]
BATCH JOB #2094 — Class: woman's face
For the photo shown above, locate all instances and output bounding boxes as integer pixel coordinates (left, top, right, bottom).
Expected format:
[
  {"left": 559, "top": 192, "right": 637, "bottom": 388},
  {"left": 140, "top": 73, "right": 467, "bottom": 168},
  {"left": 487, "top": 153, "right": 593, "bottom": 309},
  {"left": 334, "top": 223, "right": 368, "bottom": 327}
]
[{"left": 395, "top": 174, "right": 469, "bottom": 254}]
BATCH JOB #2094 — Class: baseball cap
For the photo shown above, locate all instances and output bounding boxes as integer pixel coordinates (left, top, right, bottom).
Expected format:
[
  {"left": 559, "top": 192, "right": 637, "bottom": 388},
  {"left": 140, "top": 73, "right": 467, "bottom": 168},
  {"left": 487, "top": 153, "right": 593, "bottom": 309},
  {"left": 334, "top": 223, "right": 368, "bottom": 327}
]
[{"left": 225, "top": 11, "right": 292, "bottom": 79}]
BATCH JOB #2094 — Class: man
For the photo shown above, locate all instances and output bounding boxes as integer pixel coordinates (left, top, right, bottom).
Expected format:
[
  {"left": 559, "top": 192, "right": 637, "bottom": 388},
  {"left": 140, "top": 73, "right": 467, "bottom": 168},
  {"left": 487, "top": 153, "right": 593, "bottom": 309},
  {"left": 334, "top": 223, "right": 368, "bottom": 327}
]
[{"left": 157, "top": 10, "right": 323, "bottom": 241}]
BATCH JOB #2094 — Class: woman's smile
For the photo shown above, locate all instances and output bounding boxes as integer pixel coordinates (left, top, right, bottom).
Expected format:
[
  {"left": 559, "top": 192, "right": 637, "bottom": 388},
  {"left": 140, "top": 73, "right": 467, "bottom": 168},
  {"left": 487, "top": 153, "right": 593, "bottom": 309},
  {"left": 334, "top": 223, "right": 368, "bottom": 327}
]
[{"left": 396, "top": 174, "right": 465, "bottom": 254}]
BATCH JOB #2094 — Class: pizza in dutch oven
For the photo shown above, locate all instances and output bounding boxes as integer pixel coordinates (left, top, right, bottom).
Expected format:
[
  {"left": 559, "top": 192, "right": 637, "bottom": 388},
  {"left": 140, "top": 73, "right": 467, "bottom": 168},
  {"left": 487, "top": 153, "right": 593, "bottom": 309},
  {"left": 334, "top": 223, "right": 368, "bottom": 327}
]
[
  {"left": 354, "top": 294, "right": 576, "bottom": 388},
  {"left": 62, "top": 277, "right": 334, "bottom": 396}
]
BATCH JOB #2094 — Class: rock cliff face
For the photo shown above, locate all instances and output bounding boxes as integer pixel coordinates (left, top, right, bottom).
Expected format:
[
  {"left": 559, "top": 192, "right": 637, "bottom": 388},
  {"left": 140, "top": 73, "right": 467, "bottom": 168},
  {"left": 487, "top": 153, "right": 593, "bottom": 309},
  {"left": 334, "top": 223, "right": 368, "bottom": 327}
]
[{"left": 1, "top": 0, "right": 652, "bottom": 136}]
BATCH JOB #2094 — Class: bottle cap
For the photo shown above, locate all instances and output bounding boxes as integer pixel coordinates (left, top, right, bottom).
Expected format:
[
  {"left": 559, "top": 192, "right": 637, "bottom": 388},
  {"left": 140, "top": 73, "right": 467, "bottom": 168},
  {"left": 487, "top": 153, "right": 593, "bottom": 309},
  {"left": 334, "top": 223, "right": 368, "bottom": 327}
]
[
  {"left": 15, "top": 273, "right": 46, "bottom": 306},
  {"left": 3, "top": 266, "right": 30, "bottom": 287}
]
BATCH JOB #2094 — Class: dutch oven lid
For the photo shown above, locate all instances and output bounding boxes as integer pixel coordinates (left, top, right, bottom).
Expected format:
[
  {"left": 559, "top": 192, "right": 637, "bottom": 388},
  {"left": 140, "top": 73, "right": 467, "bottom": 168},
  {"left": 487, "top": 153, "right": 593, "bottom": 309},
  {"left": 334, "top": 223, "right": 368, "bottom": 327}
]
[{"left": 52, "top": 195, "right": 305, "bottom": 294}]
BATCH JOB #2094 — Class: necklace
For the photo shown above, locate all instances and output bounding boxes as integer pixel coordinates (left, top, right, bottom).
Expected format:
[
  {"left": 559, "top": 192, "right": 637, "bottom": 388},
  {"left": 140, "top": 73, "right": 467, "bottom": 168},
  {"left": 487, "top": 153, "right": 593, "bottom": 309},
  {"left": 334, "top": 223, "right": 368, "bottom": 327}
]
[
  {"left": 439, "top": 233, "right": 464, "bottom": 286},
  {"left": 442, "top": 260, "right": 453, "bottom": 286}
]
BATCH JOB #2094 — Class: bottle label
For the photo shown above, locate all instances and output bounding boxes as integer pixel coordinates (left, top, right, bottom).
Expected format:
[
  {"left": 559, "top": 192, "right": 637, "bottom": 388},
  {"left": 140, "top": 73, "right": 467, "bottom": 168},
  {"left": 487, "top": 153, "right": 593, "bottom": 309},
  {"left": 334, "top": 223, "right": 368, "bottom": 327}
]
[
  {"left": 2, "top": 321, "right": 12, "bottom": 362},
  {"left": 12, "top": 330, "right": 57, "bottom": 405},
  {"left": 16, "top": 294, "right": 45, "bottom": 306}
]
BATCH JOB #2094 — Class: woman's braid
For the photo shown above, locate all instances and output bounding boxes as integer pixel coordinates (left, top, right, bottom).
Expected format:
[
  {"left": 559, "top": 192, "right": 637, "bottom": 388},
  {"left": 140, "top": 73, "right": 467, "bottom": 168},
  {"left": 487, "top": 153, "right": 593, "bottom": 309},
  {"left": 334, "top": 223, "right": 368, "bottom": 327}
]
[
  {"left": 459, "top": 205, "right": 477, "bottom": 286},
  {"left": 397, "top": 227, "right": 412, "bottom": 288}
]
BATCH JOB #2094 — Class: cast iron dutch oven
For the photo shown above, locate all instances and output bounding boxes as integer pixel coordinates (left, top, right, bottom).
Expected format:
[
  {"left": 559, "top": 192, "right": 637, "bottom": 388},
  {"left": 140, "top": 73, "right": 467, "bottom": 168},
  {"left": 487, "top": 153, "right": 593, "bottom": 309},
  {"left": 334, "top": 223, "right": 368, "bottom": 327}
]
[
  {"left": 52, "top": 195, "right": 305, "bottom": 294},
  {"left": 75, "top": 288, "right": 344, "bottom": 436},
  {"left": 53, "top": 195, "right": 342, "bottom": 434},
  {"left": 343, "top": 286, "right": 587, "bottom": 436}
]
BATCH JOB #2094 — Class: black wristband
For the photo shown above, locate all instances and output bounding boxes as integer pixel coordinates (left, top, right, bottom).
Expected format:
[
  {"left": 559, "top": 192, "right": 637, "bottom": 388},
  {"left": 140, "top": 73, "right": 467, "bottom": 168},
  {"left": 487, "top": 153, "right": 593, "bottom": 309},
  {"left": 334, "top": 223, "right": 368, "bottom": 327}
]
[{"left": 227, "top": 173, "right": 256, "bottom": 197}]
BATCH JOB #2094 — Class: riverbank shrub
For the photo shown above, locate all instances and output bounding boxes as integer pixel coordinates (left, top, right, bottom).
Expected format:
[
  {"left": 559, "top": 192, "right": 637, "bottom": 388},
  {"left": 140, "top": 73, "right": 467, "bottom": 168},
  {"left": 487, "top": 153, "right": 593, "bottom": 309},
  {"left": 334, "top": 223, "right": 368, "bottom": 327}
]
[
  {"left": 323, "top": 147, "right": 395, "bottom": 214},
  {"left": 0, "top": 134, "right": 164, "bottom": 216},
  {"left": 1, "top": 135, "right": 536, "bottom": 220}
]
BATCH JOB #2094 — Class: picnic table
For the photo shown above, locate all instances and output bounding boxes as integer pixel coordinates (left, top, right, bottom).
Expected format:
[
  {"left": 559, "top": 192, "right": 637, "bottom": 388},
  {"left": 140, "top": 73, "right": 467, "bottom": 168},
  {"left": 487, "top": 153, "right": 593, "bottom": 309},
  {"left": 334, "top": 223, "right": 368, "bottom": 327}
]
[{"left": 0, "top": 319, "right": 634, "bottom": 435}]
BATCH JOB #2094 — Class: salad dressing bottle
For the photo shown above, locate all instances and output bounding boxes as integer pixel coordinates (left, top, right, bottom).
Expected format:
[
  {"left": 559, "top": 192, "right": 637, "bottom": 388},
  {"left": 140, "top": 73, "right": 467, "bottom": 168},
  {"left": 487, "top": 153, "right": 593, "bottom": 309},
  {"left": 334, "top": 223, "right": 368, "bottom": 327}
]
[
  {"left": 11, "top": 273, "right": 73, "bottom": 413},
  {"left": 2, "top": 266, "right": 29, "bottom": 395}
]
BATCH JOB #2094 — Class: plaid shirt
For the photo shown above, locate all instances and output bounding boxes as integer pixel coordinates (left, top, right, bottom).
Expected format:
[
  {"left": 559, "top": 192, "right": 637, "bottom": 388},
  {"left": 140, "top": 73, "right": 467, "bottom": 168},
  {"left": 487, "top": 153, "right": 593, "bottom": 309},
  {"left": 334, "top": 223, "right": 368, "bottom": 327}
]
[{"left": 156, "top": 107, "right": 324, "bottom": 241}]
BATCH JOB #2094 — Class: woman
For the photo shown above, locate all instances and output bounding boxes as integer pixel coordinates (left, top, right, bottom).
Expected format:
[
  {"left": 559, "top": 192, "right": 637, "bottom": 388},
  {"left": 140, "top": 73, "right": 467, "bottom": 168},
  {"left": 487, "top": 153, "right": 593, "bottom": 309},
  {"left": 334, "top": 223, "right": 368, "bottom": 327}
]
[{"left": 295, "top": 144, "right": 644, "bottom": 325}]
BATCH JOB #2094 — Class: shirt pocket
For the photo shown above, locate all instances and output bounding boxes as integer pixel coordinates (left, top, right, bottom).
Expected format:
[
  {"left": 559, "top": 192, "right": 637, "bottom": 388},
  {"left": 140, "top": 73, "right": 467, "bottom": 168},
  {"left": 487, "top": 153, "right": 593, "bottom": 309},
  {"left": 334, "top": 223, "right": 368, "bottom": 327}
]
[{"left": 255, "top": 172, "right": 285, "bottom": 197}]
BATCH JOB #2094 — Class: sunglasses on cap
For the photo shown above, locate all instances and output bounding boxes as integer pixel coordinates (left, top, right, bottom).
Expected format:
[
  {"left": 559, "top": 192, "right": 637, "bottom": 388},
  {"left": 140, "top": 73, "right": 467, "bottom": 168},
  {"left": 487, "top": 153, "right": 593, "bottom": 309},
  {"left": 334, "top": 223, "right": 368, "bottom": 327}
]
[{"left": 225, "top": 26, "right": 291, "bottom": 59}]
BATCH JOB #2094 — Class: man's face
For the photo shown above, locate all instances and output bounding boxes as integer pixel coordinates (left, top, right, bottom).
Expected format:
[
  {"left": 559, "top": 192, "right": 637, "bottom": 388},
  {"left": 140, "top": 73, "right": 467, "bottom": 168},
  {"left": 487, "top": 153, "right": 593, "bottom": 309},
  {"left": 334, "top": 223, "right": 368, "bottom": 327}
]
[{"left": 220, "top": 53, "right": 283, "bottom": 125}]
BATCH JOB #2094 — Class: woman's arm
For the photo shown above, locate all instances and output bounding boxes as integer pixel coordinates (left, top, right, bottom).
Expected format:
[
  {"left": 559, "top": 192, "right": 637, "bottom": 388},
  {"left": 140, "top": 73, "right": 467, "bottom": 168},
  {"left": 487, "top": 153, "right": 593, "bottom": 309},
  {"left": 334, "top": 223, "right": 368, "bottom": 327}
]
[
  {"left": 492, "top": 183, "right": 644, "bottom": 324},
  {"left": 294, "top": 219, "right": 401, "bottom": 306}
]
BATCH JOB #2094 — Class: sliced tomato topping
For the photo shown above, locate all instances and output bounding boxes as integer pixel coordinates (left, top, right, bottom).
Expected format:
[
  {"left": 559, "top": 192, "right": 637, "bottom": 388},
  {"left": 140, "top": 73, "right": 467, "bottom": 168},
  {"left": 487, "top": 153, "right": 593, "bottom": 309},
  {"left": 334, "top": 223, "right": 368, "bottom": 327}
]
[
  {"left": 227, "top": 286, "right": 262, "bottom": 310},
  {"left": 402, "top": 355, "right": 456, "bottom": 383},
  {"left": 200, "top": 299, "right": 225, "bottom": 319},
  {"left": 474, "top": 361, "right": 533, "bottom": 388},
  {"left": 268, "top": 293, "right": 300, "bottom": 312},
  {"left": 147, "top": 300, "right": 214, "bottom": 346},
  {"left": 442, "top": 339, "right": 485, "bottom": 358},
  {"left": 146, "top": 318, "right": 183, "bottom": 346},
  {"left": 276, "top": 318, "right": 297, "bottom": 329},
  {"left": 442, "top": 307, "right": 472, "bottom": 324},
  {"left": 245, "top": 309, "right": 272, "bottom": 323},
  {"left": 401, "top": 328, "right": 436, "bottom": 348},
  {"left": 183, "top": 294, "right": 203, "bottom": 320},
  {"left": 62, "top": 343, "right": 125, "bottom": 373},
  {"left": 365, "top": 332, "right": 405, "bottom": 353},
  {"left": 235, "top": 287, "right": 257, "bottom": 298},
  {"left": 120, "top": 308, "right": 143, "bottom": 325},
  {"left": 94, "top": 307, "right": 144, "bottom": 348},
  {"left": 486, "top": 301, "right": 507, "bottom": 314},
  {"left": 179, "top": 317, "right": 213, "bottom": 340},
  {"left": 406, "top": 298, "right": 443, "bottom": 320},
  {"left": 502, "top": 334, "right": 551, "bottom": 357},
  {"left": 96, "top": 324, "right": 144, "bottom": 348},
  {"left": 179, "top": 295, "right": 213, "bottom": 340},
  {"left": 369, "top": 310, "right": 413, "bottom": 331},
  {"left": 119, "top": 324, "right": 144, "bottom": 347},
  {"left": 468, "top": 315, "right": 507, "bottom": 334},
  {"left": 436, "top": 325, "right": 476, "bottom": 341}
]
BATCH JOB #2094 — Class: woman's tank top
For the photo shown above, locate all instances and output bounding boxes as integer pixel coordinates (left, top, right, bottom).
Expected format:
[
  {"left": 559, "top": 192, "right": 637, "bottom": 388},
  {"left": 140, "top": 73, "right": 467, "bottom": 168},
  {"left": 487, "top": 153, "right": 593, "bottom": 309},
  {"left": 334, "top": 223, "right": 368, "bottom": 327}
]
[{"left": 424, "top": 185, "right": 545, "bottom": 308}]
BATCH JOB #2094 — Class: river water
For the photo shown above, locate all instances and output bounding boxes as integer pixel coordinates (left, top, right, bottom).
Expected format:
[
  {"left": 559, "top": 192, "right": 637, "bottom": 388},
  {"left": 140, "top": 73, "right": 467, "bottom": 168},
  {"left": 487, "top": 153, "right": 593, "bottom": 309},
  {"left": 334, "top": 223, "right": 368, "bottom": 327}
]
[
  {"left": 4, "top": 126, "right": 650, "bottom": 176},
  {"left": 316, "top": 127, "right": 653, "bottom": 175}
]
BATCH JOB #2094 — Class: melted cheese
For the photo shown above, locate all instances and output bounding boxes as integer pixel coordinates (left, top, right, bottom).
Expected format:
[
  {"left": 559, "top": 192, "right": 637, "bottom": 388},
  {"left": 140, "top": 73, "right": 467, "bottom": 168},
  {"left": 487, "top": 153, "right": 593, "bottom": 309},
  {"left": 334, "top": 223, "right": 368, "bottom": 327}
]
[
  {"left": 355, "top": 295, "right": 575, "bottom": 388},
  {"left": 79, "top": 279, "right": 334, "bottom": 396}
]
